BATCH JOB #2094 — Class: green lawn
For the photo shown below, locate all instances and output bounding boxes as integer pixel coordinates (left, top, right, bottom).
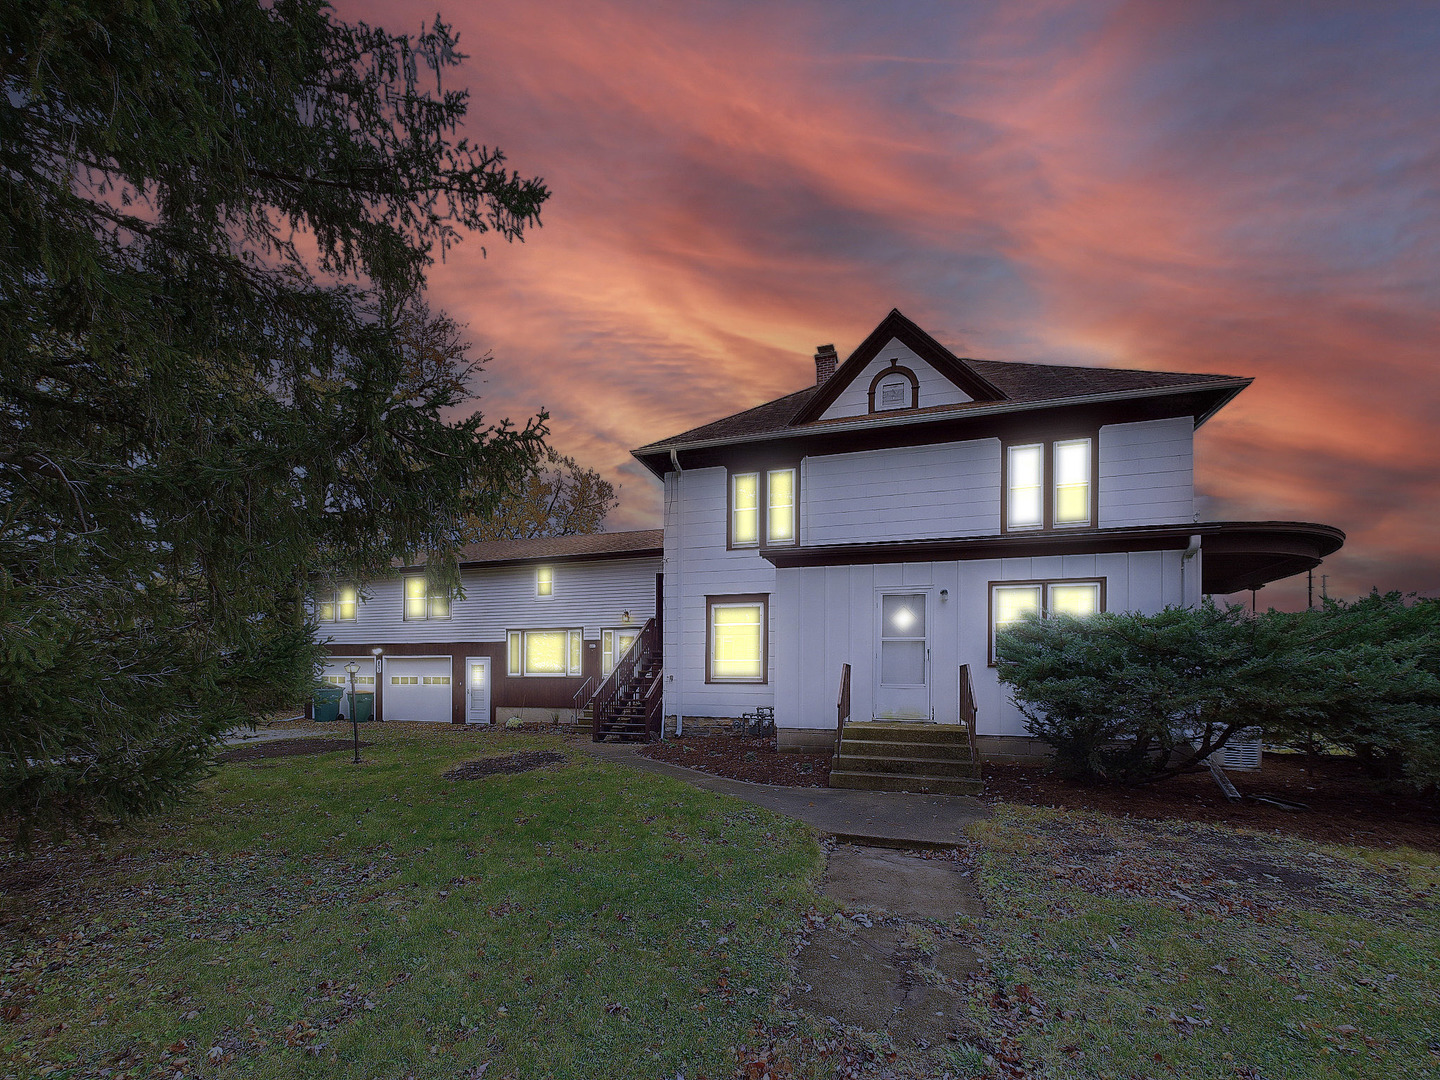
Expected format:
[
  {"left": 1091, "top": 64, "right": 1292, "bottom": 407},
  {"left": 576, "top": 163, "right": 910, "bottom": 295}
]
[
  {"left": 0, "top": 725, "right": 822, "bottom": 1080},
  {"left": 959, "top": 805, "right": 1440, "bottom": 1080}
]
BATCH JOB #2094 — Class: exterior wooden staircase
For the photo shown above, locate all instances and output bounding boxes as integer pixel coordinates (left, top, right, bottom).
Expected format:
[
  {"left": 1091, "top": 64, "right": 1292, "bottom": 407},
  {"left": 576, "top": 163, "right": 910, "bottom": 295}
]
[
  {"left": 826, "top": 663, "right": 985, "bottom": 796},
  {"left": 589, "top": 618, "right": 663, "bottom": 742}
]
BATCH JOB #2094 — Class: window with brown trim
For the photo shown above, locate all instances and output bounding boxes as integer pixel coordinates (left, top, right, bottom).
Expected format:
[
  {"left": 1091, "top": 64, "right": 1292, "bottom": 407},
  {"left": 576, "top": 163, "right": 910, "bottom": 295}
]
[
  {"left": 988, "top": 578, "right": 1105, "bottom": 664},
  {"left": 507, "top": 628, "right": 584, "bottom": 676},
  {"left": 1001, "top": 435, "right": 1096, "bottom": 531},
  {"left": 705, "top": 594, "right": 768, "bottom": 683},
  {"left": 727, "top": 467, "right": 799, "bottom": 549},
  {"left": 867, "top": 362, "right": 920, "bottom": 413},
  {"left": 316, "top": 585, "right": 358, "bottom": 622}
]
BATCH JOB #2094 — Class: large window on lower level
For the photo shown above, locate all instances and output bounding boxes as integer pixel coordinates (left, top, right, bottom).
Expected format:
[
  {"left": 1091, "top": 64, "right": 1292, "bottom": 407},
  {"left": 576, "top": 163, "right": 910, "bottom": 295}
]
[
  {"left": 989, "top": 579, "right": 1104, "bottom": 664},
  {"left": 507, "top": 629, "right": 583, "bottom": 676},
  {"left": 706, "top": 595, "right": 768, "bottom": 684}
]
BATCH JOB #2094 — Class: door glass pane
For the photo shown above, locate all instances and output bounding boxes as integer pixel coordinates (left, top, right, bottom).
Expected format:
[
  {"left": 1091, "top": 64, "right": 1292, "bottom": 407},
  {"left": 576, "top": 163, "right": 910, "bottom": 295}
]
[
  {"left": 880, "top": 640, "right": 926, "bottom": 685},
  {"left": 471, "top": 663, "right": 486, "bottom": 688},
  {"left": 881, "top": 594, "right": 925, "bottom": 639}
]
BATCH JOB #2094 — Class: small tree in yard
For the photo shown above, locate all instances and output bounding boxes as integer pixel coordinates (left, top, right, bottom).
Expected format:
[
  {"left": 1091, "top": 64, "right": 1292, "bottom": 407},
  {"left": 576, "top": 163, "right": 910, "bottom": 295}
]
[
  {"left": 1, "top": 1, "right": 550, "bottom": 842},
  {"left": 998, "top": 596, "right": 1440, "bottom": 791},
  {"left": 464, "top": 446, "right": 619, "bottom": 541}
]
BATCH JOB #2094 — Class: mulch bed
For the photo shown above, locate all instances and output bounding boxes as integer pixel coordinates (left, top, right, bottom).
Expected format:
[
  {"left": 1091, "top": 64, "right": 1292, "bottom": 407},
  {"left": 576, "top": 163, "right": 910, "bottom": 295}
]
[
  {"left": 984, "top": 754, "right": 1440, "bottom": 851},
  {"left": 638, "top": 735, "right": 832, "bottom": 788},
  {"left": 217, "top": 738, "right": 370, "bottom": 762},
  {"left": 443, "top": 751, "right": 567, "bottom": 780}
]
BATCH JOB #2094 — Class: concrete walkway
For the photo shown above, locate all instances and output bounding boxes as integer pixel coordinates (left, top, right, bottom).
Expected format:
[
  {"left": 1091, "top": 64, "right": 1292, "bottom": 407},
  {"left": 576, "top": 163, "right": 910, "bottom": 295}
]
[{"left": 579, "top": 741, "right": 987, "bottom": 848}]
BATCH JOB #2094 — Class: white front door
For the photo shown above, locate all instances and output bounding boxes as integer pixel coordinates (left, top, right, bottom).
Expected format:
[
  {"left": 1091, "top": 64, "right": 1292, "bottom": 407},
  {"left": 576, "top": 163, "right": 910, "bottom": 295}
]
[
  {"left": 385, "top": 657, "right": 453, "bottom": 723},
  {"left": 874, "top": 592, "right": 930, "bottom": 720},
  {"left": 602, "top": 628, "right": 640, "bottom": 675},
  {"left": 465, "top": 657, "right": 491, "bottom": 724}
]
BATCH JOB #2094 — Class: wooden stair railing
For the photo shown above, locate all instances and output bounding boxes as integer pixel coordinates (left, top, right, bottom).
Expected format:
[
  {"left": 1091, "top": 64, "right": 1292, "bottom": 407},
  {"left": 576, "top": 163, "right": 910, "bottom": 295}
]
[
  {"left": 644, "top": 668, "right": 664, "bottom": 741},
  {"left": 833, "top": 662, "right": 851, "bottom": 757},
  {"left": 591, "top": 617, "right": 658, "bottom": 742},
  {"left": 958, "top": 663, "right": 980, "bottom": 765}
]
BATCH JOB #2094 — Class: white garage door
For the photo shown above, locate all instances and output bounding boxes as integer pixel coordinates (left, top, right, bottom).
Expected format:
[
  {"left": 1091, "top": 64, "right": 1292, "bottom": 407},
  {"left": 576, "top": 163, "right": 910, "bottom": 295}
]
[{"left": 385, "top": 657, "right": 453, "bottom": 723}]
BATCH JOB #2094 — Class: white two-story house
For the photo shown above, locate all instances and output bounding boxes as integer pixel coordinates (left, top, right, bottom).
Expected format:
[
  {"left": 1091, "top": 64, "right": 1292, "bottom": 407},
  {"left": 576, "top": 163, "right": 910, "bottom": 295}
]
[
  {"left": 630, "top": 309, "right": 1343, "bottom": 757},
  {"left": 317, "top": 308, "right": 1342, "bottom": 762}
]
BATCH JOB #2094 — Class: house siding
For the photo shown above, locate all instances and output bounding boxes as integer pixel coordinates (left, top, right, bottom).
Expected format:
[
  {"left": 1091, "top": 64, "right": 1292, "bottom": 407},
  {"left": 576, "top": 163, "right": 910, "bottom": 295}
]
[
  {"left": 818, "top": 338, "right": 973, "bottom": 421},
  {"left": 1098, "top": 416, "right": 1195, "bottom": 527}
]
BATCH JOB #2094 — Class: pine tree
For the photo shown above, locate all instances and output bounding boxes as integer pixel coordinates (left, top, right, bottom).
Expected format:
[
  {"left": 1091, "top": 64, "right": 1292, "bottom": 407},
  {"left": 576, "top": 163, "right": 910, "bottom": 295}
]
[{"left": 0, "top": 1, "right": 550, "bottom": 841}]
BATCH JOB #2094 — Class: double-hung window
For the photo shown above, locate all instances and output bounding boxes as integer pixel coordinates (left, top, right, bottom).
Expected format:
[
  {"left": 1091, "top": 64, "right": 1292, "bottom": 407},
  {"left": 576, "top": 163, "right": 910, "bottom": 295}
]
[
  {"left": 507, "top": 629, "right": 583, "bottom": 677},
  {"left": 1004, "top": 437, "right": 1093, "bottom": 530},
  {"left": 317, "top": 585, "right": 357, "bottom": 622},
  {"left": 990, "top": 579, "right": 1103, "bottom": 663},
  {"left": 729, "top": 467, "right": 798, "bottom": 548},
  {"left": 536, "top": 566, "right": 553, "bottom": 597},
  {"left": 403, "top": 576, "right": 450, "bottom": 620},
  {"left": 707, "top": 595, "right": 767, "bottom": 683}
]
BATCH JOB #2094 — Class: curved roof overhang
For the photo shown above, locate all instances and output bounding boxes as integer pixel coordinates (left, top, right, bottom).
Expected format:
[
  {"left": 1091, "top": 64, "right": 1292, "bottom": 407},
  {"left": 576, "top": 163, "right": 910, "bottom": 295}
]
[{"left": 760, "top": 521, "right": 1344, "bottom": 594}]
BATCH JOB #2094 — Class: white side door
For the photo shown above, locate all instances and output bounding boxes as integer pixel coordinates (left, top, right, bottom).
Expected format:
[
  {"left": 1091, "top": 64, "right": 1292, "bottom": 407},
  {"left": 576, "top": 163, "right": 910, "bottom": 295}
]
[
  {"left": 385, "top": 657, "right": 453, "bottom": 723},
  {"left": 465, "top": 657, "right": 492, "bottom": 724},
  {"left": 874, "top": 592, "right": 931, "bottom": 720}
]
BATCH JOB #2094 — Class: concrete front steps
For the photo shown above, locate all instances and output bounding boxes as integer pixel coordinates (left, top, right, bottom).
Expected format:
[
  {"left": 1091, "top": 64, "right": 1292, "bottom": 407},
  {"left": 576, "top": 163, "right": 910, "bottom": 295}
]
[{"left": 829, "top": 721, "right": 984, "bottom": 796}]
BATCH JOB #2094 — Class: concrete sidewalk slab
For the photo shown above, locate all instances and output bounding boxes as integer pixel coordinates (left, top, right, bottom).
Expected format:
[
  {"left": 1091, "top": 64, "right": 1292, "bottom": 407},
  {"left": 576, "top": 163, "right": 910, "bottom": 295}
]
[
  {"left": 578, "top": 741, "right": 987, "bottom": 849},
  {"left": 822, "top": 845, "right": 983, "bottom": 920}
]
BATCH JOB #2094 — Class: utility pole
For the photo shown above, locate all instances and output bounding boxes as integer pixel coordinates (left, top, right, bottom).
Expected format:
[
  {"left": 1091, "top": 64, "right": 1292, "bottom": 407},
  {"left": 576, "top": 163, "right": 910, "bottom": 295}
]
[
  {"left": 1321, "top": 574, "right": 1329, "bottom": 602},
  {"left": 1308, "top": 569, "right": 1314, "bottom": 610}
]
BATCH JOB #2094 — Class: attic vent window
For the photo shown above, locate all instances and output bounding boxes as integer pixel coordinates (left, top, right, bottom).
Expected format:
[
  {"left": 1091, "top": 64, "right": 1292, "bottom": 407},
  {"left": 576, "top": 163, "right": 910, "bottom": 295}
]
[{"left": 880, "top": 380, "right": 906, "bottom": 408}]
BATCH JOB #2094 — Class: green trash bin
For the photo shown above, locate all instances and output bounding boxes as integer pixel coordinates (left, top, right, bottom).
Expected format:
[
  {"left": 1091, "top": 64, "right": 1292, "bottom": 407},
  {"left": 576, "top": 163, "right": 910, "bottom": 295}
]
[
  {"left": 351, "top": 691, "right": 375, "bottom": 724},
  {"left": 313, "top": 685, "right": 343, "bottom": 723}
]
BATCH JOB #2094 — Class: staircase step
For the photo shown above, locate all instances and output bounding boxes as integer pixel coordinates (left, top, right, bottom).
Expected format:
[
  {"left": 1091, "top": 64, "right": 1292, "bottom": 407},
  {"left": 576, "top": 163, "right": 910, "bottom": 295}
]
[
  {"left": 827, "top": 770, "right": 984, "bottom": 797},
  {"left": 837, "top": 738, "right": 974, "bottom": 762},
  {"left": 841, "top": 722, "right": 973, "bottom": 745},
  {"left": 835, "top": 753, "right": 980, "bottom": 778}
]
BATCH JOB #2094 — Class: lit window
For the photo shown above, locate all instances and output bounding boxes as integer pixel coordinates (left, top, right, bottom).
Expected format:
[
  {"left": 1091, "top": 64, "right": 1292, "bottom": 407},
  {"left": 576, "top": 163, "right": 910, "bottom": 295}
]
[
  {"left": 1006, "top": 445, "right": 1043, "bottom": 529},
  {"left": 732, "top": 472, "right": 759, "bottom": 547},
  {"left": 403, "top": 576, "right": 450, "bottom": 620},
  {"left": 767, "top": 468, "right": 796, "bottom": 544},
  {"left": 990, "top": 580, "right": 1102, "bottom": 663},
  {"left": 1053, "top": 439, "right": 1092, "bottom": 526},
  {"left": 536, "top": 566, "right": 553, "bottom": 597},
  {"left": 317, "top": 585, "right": 358, "bottom": 622},
  {"left": 709, "top": 599, "right": 765, "bottom": 683},
  {"left": 508, "top": 629, "right": 584, "bottom": 676}
]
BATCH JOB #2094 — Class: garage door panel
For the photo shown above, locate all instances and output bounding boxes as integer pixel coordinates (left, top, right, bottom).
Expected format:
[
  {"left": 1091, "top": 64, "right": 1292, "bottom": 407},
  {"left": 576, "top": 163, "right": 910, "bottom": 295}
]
[{"left": 386, "top": 657, "right": 453, "bottom": 723}]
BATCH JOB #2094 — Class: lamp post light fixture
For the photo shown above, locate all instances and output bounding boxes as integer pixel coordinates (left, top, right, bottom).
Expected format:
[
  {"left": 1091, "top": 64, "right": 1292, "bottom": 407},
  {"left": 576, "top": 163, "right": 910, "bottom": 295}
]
[{"left": 345, "top": 661, "right": 361, "bottom": 763}]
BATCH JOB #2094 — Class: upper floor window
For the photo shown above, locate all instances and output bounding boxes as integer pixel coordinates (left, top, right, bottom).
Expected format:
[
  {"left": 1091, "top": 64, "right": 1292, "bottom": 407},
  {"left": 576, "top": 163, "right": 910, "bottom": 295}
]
[
  {"left": 536, "top": 565, "right": 554, "bottom": 598},
  {"left": 729, "top": 467, "right": 798, "bottom": 548},
  {"left": 403, "top": 575, "right": 449, "bottom": 620},
  {"left": 317, "top": 585, "right": 357, "bottom": 622},
  {"left": 1004, "top": 437, "right": 1093, "bottom": 530}
]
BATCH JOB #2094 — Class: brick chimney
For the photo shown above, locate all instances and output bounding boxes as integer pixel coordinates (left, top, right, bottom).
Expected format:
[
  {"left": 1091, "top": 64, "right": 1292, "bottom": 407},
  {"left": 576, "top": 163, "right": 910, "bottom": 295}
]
[{"left": 814, "top": 344, "right": 838, "bottom": 385}]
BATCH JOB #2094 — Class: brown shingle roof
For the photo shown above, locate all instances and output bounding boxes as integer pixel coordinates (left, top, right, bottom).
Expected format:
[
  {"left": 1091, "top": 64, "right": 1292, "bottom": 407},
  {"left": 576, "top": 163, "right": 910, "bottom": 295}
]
[
  {"left": 635, "top": 359, "right": 1246, "bottom": 455},
  {"left": 447, "top": 529, "right": 662, "bottom": 569}
]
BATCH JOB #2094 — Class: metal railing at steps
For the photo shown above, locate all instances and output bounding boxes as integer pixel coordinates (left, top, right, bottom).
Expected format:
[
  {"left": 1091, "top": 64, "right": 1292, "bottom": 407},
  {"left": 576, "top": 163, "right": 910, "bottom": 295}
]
[
  {"left": 958, "top": 663, "right": 980, "bottom": 764},
  {"left": 590, "top": 617, "right": 658, "bottom": 742},
  {"left": 571, "top": 676, "right": 596, "bottom": 717},
  {"left": 833, "top": 662, "right": 851, "bottom": 758}
]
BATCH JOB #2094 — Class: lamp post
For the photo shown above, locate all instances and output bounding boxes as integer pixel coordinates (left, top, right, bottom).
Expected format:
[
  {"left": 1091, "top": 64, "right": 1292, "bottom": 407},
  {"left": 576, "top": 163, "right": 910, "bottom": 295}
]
[{"left": 345, "top": 661, "right": 360, "bottom": 763}]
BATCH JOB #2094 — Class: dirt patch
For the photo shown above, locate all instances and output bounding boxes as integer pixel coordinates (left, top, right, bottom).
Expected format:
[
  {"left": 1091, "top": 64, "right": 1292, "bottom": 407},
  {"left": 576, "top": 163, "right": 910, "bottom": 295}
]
[
  {"left": 217, "top": 738, "right": 368, "bottom": 762},
  {"left": 639, "top": 735, "right": 832, "bottom": 787},
  {"left": 984, "top": 754, "right": 1440, "bottom": 851},
  {"left": 443, "top": 751, "right": 567, "bottom": 780}
]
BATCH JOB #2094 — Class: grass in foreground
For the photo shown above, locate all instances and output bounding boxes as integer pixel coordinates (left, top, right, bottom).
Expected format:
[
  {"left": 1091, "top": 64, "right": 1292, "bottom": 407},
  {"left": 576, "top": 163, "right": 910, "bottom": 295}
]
[
  {"left": 0, "top": 724, "right": 822, "bottom": 1079},
  {"left": 959, "top": 805, "right": 1440, "bottom": 1079}
]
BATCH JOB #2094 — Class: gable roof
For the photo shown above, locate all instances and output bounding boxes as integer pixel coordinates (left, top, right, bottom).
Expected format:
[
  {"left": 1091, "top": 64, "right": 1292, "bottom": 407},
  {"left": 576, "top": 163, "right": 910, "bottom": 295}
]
[
  {"left": 401, "top": 530, "right": 663, "bottom": 572},
  {"left": 633, "top": 310, "right": 1251, "bottom": 472},
  {"left": 790, "top": 308, "right": 1007, "bottom": 423}
]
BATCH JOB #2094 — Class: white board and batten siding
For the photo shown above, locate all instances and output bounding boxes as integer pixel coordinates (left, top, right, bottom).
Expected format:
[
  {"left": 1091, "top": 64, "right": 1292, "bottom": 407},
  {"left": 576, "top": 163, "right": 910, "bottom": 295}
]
[
  {"left": 319, "top": 555, "right": 660, "bottom": 646},
  {"left": 817, "top": 338, "right": 972, "bottom": 422},
  {"left": 663, "top": 466, "right": 777, "bottom": 722},
  {"left": 774, "top": 548, "right": 1199, "bottom": 739},
  {"left": 1098, "top": 417, "right": 1195, "bottom": 527},
  {"left": 803, "top": 439, "right": 1000, "bottom": 545}
]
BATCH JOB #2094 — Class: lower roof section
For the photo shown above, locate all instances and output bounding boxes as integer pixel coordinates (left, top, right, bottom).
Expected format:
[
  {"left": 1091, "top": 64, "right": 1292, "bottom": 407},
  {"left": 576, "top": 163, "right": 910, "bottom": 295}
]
[{"left": 760, "top": 521, "right": 1345, "bottom": 594}]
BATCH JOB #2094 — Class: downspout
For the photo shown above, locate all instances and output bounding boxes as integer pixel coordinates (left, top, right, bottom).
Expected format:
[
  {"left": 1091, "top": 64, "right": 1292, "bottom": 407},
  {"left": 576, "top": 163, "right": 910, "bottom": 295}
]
[
  {"left": 668, "top": 449, "right": 684, "bottom": 738},
  {"left": 1181, "top": 534, "right": 1201, "bottom": 607}
]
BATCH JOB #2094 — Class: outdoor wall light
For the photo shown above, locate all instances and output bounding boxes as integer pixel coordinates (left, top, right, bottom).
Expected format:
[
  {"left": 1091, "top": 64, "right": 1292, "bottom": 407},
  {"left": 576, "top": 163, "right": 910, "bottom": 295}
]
[
  {"left": 940, "top": 589, "right": 949, "bottom": 602},
  {"left": 622, "top": 610, "right": 632, "bottom": 624}
]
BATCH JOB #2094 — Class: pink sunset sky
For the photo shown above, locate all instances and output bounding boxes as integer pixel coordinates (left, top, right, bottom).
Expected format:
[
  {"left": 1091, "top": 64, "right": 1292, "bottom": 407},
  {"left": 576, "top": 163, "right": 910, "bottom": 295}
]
[{"left": 342, "top": 0, "right": 1440, "bottom": 609}]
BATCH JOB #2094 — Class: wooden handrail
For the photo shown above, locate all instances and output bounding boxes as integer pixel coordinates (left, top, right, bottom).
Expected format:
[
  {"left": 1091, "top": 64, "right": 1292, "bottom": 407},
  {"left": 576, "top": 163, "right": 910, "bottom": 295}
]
[
  {"left": 591, "top": 617, "right": 656, "bottom": 741},
  {"left": 958, "top": 663, "right": 980, "bottom": 764},
  {"left": 834, "top": 662, "right": 851, "bottom": 758}
]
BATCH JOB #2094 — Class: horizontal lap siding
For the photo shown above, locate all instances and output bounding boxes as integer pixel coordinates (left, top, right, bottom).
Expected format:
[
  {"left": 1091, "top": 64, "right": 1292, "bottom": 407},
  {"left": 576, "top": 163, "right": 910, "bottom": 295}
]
[
  {"left": 819, "top": 340, "right": 972, "bottom": 421},
  {"left": 1099, "top": 417, "right": 1194, "bottom": 527},
  {"left": 804, "top": 439, "right": 1000, "bottom": 545}
]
